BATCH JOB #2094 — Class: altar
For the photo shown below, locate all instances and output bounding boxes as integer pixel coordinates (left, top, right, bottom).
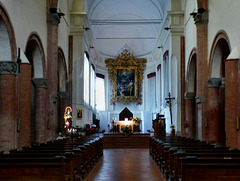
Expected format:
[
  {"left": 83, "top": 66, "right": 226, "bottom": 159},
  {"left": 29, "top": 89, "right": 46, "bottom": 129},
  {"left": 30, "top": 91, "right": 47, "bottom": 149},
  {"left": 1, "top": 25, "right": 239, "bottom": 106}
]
[
  {"left": 111, "top": 107, "right": 141, "bottom": 132},
  {"left": 112, "top": 120, "right": 140, "bottom": 132}
]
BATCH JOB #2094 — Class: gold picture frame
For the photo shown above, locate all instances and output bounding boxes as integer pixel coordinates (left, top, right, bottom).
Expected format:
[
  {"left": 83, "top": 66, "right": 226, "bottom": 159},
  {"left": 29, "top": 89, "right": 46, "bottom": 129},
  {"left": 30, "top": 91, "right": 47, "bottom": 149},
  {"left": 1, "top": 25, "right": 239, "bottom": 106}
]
[
  {"left": 105, "top": 49, "right": 147, "bottom": 105},
  {"left": 77, "top": 108, "right": 82, "bottom": 119}
]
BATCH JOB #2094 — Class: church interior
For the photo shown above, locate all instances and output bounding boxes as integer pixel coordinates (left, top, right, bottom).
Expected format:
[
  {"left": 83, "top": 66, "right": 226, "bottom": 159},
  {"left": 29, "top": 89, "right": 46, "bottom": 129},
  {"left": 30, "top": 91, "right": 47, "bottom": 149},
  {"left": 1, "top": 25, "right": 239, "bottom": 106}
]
[{"left": 1, "top": 0, "right": 240, "bottom": 180}]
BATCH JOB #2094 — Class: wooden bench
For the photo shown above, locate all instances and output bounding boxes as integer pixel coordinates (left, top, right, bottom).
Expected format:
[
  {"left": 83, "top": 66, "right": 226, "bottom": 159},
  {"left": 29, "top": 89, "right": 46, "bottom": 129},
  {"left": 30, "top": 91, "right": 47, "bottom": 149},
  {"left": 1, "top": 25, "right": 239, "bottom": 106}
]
[
  {"left": 2, "top": 136, "right": 103, "bottom": 180},
  {"left": 149, "top": 136, "right": 240, "bottom": 181},
  {"left": 180, "top": 157, "right": 240, "bottom": 181},
  {"left": 0, "top": 156, "right": 67, "bottom": 181}
]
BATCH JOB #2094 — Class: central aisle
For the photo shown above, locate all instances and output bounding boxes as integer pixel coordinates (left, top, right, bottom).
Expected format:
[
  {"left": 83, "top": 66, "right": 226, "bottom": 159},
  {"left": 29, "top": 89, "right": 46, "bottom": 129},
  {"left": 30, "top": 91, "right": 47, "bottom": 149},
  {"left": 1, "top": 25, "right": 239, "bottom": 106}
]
[{"left": 84, "top": 149, "right": 166, "bottom": 181}]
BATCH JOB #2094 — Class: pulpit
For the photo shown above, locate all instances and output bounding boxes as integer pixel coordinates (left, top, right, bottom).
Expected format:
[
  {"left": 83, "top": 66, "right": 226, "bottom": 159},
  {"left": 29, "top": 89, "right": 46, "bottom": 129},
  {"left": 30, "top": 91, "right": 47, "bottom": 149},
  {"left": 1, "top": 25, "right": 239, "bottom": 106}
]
[{"left": 153, "top": 115, "right": 166, "bottom": 137}]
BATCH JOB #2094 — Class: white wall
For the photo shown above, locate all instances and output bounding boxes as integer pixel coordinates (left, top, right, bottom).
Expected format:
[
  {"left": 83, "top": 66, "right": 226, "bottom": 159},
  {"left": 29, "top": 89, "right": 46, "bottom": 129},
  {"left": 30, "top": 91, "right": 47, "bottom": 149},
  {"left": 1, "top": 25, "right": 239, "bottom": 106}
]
[
  {"left": 1, "top": 0, "right": 47, "bottom": 58},
  {"left": 208, "top": 0, "right": 240, "bottom": 56},
  {"left": 184, "top": 1, "right": 197, "bottom": 72},
  {"left": 1, "top": 0, "right": 70, "bottom": 71},
  {"left": 58, "top": 0, "right": 70, "bottom": 71}
]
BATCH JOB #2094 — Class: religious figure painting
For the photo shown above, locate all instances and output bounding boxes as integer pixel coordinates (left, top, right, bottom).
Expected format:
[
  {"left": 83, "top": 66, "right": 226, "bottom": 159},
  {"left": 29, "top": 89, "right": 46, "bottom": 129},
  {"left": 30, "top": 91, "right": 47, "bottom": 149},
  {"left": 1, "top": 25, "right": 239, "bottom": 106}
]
[
  {"left": 105, "top": 49, "right": 147, "bottom": 105},
  {"left": 117, "top": 69, "right": 135, "bottom": 96},
  {"left": 77, "top": 108, "right": 82, "bottom": 119}
]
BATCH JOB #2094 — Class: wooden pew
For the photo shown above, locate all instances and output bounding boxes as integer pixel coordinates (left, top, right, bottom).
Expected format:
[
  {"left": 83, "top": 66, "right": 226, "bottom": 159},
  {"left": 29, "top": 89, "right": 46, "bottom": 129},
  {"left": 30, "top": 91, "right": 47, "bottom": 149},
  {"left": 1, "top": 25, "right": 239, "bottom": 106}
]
[
  {"left": 150, "top": 136, "right": 240, "bottom": 181},
  {"left": 180, "top": 157, "right": 240, "bottom": 181},
  {"left": 0, "top": 156, "right": 67, "bottom": 181},
  {"left": 0, "top": 152, "right": 76, "bottom": 181},
  {"left": 3, "top": 136, "right": 103, "bottom": 180}
]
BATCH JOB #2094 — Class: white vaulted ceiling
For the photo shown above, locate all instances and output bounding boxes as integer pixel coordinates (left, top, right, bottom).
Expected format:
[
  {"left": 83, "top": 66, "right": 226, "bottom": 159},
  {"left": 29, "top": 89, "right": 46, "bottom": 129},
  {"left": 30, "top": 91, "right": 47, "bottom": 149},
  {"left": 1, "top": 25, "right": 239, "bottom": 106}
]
[{"left": 87, "top": 0, "right": 168, "bottom": 58}]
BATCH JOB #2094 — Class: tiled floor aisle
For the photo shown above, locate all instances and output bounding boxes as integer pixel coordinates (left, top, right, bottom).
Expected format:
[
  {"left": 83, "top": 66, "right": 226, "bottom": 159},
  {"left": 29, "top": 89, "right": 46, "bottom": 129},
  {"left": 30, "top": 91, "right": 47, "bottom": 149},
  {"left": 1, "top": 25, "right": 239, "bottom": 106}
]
[{"left": 84, "top": 149, "right": 166, "bottom": 181}]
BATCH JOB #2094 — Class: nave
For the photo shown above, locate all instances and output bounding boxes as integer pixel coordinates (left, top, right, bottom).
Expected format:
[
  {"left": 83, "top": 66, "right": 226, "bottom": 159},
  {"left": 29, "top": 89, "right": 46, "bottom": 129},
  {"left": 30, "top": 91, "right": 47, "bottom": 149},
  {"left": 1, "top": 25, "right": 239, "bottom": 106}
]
[{"left": 84, "top": 149, "right": 166, "bottom": 181}]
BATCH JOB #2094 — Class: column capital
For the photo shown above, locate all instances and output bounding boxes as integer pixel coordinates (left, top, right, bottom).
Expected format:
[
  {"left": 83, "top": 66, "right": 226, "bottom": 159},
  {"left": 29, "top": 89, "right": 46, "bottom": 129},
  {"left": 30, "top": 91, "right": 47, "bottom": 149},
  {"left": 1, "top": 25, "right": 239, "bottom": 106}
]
[
  {"left": 184, "top": 92, "right": 196, "bottom": 100},
  {"left": 58, "top": 91, "right": 70, "bottom": 99},
  {"left": 167, "top": 11, "right": 184, "bottom": 36},
  {"left": 70, "top": 12, "right": 86, "bottom": 35},
  {"left": 32, "top": 78, "right": 48, "bottom": 89},
  {"left": 0, "top": 61, "right": 17, "bottom": 75},
  {"left": 47, "top": 12, "right": 60, "bottom": 26},
  {"left": 196, "top": 96, "right": 205, "bottom": 104},
  {"left": 194, "top": 11, "right": 209, "bottom": 25},
  {"left": 207, "top": 77, "right": 225, "bottom": 88}
]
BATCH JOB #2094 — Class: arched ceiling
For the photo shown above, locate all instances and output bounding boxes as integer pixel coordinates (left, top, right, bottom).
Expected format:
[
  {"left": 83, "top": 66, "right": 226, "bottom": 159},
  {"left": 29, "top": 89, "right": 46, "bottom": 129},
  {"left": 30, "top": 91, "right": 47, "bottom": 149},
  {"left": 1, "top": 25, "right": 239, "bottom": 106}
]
[{"left": 87, "top": 0, "right": 167, "bottom": 58}]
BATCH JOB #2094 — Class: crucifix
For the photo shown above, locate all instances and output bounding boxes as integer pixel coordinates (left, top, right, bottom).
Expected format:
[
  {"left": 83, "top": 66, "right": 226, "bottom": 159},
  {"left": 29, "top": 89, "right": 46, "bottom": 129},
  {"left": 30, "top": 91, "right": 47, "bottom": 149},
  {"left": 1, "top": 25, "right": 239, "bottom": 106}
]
[{"left": 165, "top": 92, "right": 175, "bottom": 125}]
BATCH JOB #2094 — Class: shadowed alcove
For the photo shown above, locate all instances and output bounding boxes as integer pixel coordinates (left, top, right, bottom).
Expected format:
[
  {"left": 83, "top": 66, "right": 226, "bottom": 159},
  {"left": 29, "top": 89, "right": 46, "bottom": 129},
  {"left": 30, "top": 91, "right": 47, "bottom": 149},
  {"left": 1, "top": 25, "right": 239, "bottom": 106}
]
[{"left": 119, "top": 107, "right": 133, "bottom": 121}]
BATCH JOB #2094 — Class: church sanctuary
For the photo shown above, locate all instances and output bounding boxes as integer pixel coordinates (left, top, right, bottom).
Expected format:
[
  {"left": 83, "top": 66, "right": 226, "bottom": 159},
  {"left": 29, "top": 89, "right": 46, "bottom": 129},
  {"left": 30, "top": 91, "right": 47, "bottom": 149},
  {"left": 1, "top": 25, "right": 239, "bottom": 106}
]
[{"left": 1, "top": 0, "right": 240, "bottom": 180}]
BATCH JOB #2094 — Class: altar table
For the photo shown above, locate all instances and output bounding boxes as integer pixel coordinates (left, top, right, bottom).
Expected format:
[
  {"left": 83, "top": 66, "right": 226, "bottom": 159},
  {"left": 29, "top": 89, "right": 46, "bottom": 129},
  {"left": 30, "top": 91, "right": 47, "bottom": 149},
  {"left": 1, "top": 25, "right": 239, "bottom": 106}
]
[{"left": 113, "top": 120, "right": 140, "bottom": 132}]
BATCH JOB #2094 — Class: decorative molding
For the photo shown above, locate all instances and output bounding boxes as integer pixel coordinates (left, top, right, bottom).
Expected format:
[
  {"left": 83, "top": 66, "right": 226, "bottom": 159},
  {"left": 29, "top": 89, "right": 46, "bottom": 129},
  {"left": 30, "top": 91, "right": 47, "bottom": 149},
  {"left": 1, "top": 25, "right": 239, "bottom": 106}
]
[
  {"left": 184, "top": 92, "right": 195, "bottom": 99},
  {"left": 70, "top": 13, "right": 86, "bottom": 35},
  {"left": 167, "top": 11, "right": 184, "bottom": 36},
  {"left": 47, "top": 13, "right": 60, "bottom": 26},
  {"left": 105, "top": 49, "right": 147, "bottom": 105},
  {"left": 0, "top": 61, "right": 17, "bottom": 75},
  {"left": 194, "top": 11, "right": 208, "bottom": 25},
  {"left": 207, "top": 77, "right": 225, "bottom": 88},
  {"left": 32, "top": 78, "right": 48, "bottom": 89}
]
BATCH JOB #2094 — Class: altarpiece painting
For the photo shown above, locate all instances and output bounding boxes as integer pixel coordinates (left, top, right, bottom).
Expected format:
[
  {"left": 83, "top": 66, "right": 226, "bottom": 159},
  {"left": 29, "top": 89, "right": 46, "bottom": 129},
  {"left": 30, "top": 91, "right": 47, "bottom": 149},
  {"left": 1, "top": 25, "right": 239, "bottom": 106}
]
[{"left": 105, "top": 49, "right": 147, "bottom": 105}]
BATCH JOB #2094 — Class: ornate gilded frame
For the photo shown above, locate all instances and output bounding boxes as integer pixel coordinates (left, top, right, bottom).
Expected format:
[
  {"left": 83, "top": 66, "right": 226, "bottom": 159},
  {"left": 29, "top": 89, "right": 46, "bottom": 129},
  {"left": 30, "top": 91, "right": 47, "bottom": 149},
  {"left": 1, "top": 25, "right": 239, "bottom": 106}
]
[{"left": 105, "top": 49, "right": 147, "bottom": 105}]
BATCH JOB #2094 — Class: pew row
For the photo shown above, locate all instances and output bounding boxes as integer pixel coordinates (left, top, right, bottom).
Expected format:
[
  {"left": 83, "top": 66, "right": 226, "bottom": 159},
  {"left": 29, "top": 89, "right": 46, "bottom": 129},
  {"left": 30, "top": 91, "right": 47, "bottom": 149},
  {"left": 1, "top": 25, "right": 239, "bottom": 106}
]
[
  {"left": 149, "top": 136, "right": 240, "bottom": 181},
  {"left": 0, "top": 136, "right": 103, "bottom": 181}
]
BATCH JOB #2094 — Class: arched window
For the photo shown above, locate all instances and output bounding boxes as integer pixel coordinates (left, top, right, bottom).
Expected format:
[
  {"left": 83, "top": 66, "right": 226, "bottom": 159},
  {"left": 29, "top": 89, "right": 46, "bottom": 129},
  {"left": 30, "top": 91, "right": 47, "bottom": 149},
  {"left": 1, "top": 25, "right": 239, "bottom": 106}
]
[
  {"left": 90, "top": 64, "right": 95, "bottom": 108},
  {"left": 0, "top": 16, "right": 11, "bottom": 61},
  {"left": 84, "top": 52, "right": 90, "bottom": 105},
  {"left": 96, "top": 73, "right": 105, "bottom": 111}
]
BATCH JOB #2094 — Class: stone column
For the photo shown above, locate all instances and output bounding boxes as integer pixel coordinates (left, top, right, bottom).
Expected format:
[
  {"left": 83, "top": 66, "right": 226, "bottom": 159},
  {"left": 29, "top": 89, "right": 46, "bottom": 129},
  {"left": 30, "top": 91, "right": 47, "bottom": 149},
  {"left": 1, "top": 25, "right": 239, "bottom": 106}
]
[
  {"left": 167, "top": 10, "right": 184, "bottom": 135},
  {"left": 194, "top": 9, "right": 208, "bottom": 140},
  {"left": 70, "top": 2, "right": 86, "bottom": 125},
  {"left": 47, "top": 9, "right": 60, "bottom": 140},
  {"left": 18, "top": 63, "right": 32, "bottom": 149},
  {"left": 184, "top": 92, "right": 196, "bottom": 138},
  {"left": 206, "top": 78, "right": 223, "bottom": 143},
  {"left": 225, "top": 59, "right": 238, "bottom": 148},
  {"left": 32, "top": 78, "right": 48, "bottom": 143},
  {"left": 0, "top": 61, "right": 17, "bottom": 151}
]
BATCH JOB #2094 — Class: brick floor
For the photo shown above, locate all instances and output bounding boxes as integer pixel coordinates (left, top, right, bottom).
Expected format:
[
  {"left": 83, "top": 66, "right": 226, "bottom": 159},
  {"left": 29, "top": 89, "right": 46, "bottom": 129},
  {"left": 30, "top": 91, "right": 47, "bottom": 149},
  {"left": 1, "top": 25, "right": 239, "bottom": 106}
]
[{"left": 84, "top": 149, "right": 166, "bottom": 181}]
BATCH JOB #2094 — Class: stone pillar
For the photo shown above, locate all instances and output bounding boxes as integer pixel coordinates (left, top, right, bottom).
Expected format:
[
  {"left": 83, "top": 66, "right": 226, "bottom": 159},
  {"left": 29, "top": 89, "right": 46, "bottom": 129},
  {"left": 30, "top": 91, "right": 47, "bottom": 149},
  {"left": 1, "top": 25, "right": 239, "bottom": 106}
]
[
  {"left": 225, "top": 59, "right": 238, "bottom": 148},
  {"left": 184, "top": 92, "right": 196, "bottom": 138},
  {"left": 18, "top": 63, "right": 32, "bottom": 149},
  {"left": 32, "top": 78, "right": 48, "bottom": 144},
  {"left": 168, "top": 10, "right": 184, "bottom": 134},
  {"left": 206, "top": 78, "right": 223, "bottom": 143},
  {"left": 181, "top": 36, "right": 185, "bottom": 137},
  {"left": 47, "top": 9, "right": 60, "bottom": 140},
  {"left": 194, "top": 9, "right": 208, "bottom": 140},
  {"left": 70, "top": 4, "right": 86, "bottom": 125},
  {"left": 0, "top": 61, "right": 17, "bottom": 151}
]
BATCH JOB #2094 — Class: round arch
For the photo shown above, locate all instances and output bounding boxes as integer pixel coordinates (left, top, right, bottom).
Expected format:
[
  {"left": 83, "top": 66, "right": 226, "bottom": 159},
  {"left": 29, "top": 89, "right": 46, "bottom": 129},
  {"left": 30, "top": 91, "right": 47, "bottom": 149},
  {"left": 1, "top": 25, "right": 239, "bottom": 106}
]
[
  {"left": 208, "top": 30, "right": 231, "bottom": 78},
  {"left": 0, "top": 3, "right": 17, "bottom": 60},
  {"left": 58, "top": 47, "right": 68, "bottom": 92},
  {"left": 186, "top": 48, "right": 197, "bottom": 93},
  {"left": 207, "top": 30, "right": 231, "bottom": 146},
  {"left": 25, "top": 32, "right": 46, "bottom": 78},
  {"left": 57, "top": 47, "right": 69, "bottom": 132},
  {"left": 184, "top": 48, "right": 197, "bottom": 139}
]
